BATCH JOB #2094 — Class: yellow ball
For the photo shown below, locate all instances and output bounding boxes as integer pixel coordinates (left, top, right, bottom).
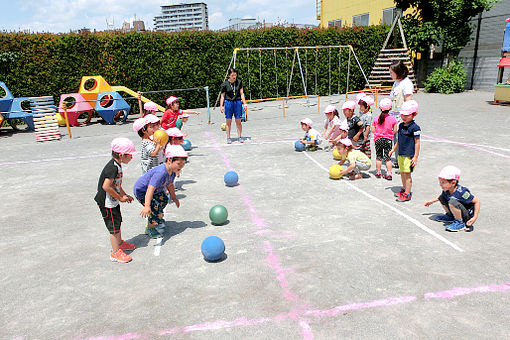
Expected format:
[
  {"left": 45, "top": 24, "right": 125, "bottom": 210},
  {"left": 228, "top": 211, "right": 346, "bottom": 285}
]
[
  {"left": 153, "top": 129, "right": 169, "bottom": 145},
  {"left": 55, "top": 112, "right": 66, "bottom": 126},
  {"left": 221, "top": 123, "right": 226, "bottom": 131},
  {"left": 329, "top": 164, "right": 343, "bottom": 179},
  {"left": 332, "top": 147, "right": 342, "bottom": 160}
]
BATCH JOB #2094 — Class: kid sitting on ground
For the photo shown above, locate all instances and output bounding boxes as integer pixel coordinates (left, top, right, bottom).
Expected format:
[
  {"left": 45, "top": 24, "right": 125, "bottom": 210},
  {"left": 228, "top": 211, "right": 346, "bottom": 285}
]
[
  {"left": 133, "top": 145, "right": 188, "bottom": 239},
  {"left": 299, "top": 118, "right": 322, "bottom": 151},
  {"left": 342, "top": 100, "right": 364, "bottom": 149},
  {"left": 425, "top": 166, "right": 481, "bottom": 232},
  {"left": 389, "top": 100, "right": 420, "bottom": 202},
  {"left": 358, "top": 95, "right": 375, "bottom": 158},
  {"left": 133, "top": 114, "right": 166, "bottom": 174},
  {"left": 94, "top": 137, "right": 136, "bottom": 263},
  {"left": 334, "top": 138, "right": 372, "bottom": 180}
]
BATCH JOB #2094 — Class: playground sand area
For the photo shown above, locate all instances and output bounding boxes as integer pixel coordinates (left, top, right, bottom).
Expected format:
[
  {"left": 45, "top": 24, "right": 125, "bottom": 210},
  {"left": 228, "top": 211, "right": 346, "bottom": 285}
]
[{"left": 1, "top": 90, "right": 510, "bottom": 339}]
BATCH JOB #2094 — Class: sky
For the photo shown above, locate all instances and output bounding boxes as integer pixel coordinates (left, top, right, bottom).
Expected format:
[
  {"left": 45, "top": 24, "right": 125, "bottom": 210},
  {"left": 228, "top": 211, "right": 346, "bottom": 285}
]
[{"left": 0, "top": 0, "right": 319, "bottom": 33}]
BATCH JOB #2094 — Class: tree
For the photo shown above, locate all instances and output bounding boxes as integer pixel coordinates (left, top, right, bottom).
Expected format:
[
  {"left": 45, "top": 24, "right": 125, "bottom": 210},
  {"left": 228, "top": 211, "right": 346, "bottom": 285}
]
[{"left": 394, "top": 0, "right": 496, "bottom": 59}]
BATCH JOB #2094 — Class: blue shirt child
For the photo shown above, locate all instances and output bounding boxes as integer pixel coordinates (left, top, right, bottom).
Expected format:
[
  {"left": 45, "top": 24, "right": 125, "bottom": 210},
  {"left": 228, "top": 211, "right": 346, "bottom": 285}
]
[
  {"left": 397, "top": 120, "right": 421, "bottom": 157},
  {"left": 134, "top": 164, "right": 176, "bottom": 201}
]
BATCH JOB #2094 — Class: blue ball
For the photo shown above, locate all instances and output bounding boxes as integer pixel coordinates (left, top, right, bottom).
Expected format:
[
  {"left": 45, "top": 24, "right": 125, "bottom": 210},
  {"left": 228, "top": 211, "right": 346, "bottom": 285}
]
[
  {"left": 201, "top": 236, "right": 225, "bottom": 262},
  {"left": 224, "top": 171, "right": 239, "bottom": 187},
  {"left": 182, "top": 139, "right": 192, "bottom": 151},
  {"left": 294, "top": 140, "right": 305, "bottom": 151}
]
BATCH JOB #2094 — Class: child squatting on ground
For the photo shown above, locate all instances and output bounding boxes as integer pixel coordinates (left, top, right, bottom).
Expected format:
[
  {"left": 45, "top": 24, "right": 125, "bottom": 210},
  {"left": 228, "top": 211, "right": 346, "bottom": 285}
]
[
  {"left": 133, "top": 145, "right": 188, "bottom": 239},
  {"left": 133, "top": 114, "right": 167, "bottom": 174},
  {"left": 389, "top": 100, "right": 420, "bottom": 202},
  {"left": 372, "top": 98, "right": 398, "bottom": 180},
  {"left": 334, "top": 138, "right": 372, "bottom": 180},
  {"left": 299, "top": 118, "right": 323, "bottom": 151},
  {"left": 94, "top": 137, "right": 136, "bottom": 263},
  {"left": 425, "top": 165, "right": 481, "bottom": 232}
]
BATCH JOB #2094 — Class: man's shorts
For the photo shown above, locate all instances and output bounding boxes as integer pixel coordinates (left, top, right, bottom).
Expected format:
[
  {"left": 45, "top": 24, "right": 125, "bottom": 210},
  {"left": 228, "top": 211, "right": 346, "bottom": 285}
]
[
  {"left": 224, "top": 100, "right": 243, "bottom": 119},
  {"left": 98, "top": 204, "right": 122, "bottom": 234},
  {"left": 397, "top": 155, "right": 415, "bottom": 173}
]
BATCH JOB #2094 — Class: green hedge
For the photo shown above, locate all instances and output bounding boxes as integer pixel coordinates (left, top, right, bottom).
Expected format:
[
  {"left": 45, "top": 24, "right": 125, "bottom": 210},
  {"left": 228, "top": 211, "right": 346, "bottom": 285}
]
[{"left": 0, "top": 26, "right": 388, "bottom": 110}]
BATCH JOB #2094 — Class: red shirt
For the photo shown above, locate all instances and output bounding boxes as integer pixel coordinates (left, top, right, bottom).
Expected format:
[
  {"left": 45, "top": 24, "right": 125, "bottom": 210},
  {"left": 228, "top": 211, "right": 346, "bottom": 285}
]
[{"left": 161, "top": 109, "right": 182, "bottom": 130}]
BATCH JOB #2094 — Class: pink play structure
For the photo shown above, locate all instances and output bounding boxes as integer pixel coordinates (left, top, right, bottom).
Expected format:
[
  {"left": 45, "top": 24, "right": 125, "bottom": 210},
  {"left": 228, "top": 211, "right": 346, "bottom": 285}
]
[{"left": 58, "top": 93, "right": 93, "bottom": 126}]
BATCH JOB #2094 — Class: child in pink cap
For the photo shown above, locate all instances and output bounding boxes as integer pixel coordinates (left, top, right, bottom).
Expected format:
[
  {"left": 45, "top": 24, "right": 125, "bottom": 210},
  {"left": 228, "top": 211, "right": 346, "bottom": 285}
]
[
  {"left": 372, "top": 98, "right": 398, "bottom": 180},
  {"left": 389, "top": 100, "right": 420, "bottom": 202},
  {"left": 425, "top": 166, "right": 480, "bottom": 232},
  {"left": 133, "top": 114, "right": 166, "bottom": 174},
  {"left": 94, "top": 137, "right": 136, "bottom": 263},
  {"left": 342, "top": 100, "right": 364, "bottom": 149},
  {"left": 299, "top": 118, "right": 323, "bottom": 151},
  {"left": 322, "top": 104, "right": 343, "bottom": 151},
  {"left": 358, "top": 95, "right": 375, "bottom": 158},
  {"left": 161, "top": 96, "right": 200, "bottom": 130}
]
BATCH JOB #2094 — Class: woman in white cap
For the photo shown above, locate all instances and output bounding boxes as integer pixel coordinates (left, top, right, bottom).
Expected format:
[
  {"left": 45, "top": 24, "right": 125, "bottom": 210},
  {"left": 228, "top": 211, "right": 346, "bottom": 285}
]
[{"left": 220, "top": 68, "right": 247, "bottom": 144}]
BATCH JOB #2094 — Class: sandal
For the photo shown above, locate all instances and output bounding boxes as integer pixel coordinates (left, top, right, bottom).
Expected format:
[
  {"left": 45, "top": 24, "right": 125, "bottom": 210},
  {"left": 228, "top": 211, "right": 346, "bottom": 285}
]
[
  {"left": 383, "top": 174, "right": 393, "bottom": 180},
  {"left": 375, "top": 172, "right": 382, "bottom": 178}
]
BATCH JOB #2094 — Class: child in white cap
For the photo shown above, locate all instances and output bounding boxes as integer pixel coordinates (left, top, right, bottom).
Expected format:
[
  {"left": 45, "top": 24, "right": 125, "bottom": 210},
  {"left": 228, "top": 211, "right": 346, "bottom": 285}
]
[
  {"left": 357, "top": 95, "right": 375, "bottom": 158},
  {"left": 425, "top": 166, "right": 480, "bottom": 232},
  {"left": 389, "top": 100, "right": 420, "bottom": 202},
  {"left": 94, "top": 137, "right": 136, "bottom": 263},
  {"left": 133, "top": 145, "right": 188, "bottom": 238},
  {"left": 299, "top": 118, "right": 323, "bottom": 151},
  {"left": 161, "top": 96, "right": 200, "bottom": 130},
  {"left": 342, "top": 100, "right": 364, "bottom": 149},
  {"left": 334, "top": 138, "right": 372, "bottom": 180},
  {"left": 133, "top": 114, "right": 166, "bottom": 174},
  {"left": 322, "top": 104, "right": 343, "bottom": 151},
  {"left": 372, "top": 98, "right": 398, "bottom": 180}
]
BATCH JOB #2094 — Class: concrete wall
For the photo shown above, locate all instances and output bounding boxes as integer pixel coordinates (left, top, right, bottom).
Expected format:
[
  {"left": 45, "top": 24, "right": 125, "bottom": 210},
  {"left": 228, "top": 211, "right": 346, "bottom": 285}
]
[{"left": 458, "top": 0, "right": 510, "bottom": 90}]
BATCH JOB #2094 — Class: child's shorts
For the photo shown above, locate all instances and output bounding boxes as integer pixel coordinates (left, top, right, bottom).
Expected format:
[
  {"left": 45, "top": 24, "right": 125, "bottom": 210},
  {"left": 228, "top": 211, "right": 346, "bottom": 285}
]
[
  {"left": 224, "top": 100, "right": 243, "bottom": 119},
  {"left": 375, "top": 138, "right": 392, "bottom": 161},
  {"left": 98, "top": 204, "right": 122, "bottom": 234},
  {"left": 397, "top": 156, "right": 415, "bottom": 173}
]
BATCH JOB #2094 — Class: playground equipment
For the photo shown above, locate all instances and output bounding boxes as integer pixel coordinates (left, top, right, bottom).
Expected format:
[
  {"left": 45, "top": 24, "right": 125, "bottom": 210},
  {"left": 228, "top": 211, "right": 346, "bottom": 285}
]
[
  {"left": 30, "top": 96, "right": 61, "bottom": 142},
  {"left": 216, "top": 45, "right": 370, "bottom": 119},
  {"left": 58, "top": 93, "right": 93, "bottom": 126},
  {"left": 494, "top": 18, "right": 510, "bottom": 104},
  {"left": 0, "top": 82, "right": 35, "bottom": 131}
]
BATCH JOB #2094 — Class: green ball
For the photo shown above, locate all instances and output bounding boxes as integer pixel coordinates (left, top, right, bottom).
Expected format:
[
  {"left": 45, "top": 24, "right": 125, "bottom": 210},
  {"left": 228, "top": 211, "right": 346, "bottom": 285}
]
[
  {"left": 175, "top": 118, "right": 183, "bottom": 129},
  {"left": 209, "top": 205, "right": 228, "bottom": 225}
]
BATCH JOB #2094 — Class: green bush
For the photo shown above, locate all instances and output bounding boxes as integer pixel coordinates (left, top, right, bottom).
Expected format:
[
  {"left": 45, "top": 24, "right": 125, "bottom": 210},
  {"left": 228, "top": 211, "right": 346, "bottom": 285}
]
[
  {"left": 424, "top": 59, "right": 466, "bottom": 94},
  {"left": 0, "top": 27, "right": 388, "bottom": 108}
]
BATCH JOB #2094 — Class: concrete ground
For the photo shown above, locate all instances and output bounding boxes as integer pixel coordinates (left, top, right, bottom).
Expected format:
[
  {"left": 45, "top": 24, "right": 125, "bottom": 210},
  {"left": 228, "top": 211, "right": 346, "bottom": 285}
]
[{"left": 1, "top": 90, "right": 510, "bottom": 340}]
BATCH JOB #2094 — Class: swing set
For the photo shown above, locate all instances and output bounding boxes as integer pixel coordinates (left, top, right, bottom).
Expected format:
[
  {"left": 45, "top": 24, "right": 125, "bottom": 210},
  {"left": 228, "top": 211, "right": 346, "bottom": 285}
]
[{"left": 215, "top": 45, "right": 370, "bottom": 120}]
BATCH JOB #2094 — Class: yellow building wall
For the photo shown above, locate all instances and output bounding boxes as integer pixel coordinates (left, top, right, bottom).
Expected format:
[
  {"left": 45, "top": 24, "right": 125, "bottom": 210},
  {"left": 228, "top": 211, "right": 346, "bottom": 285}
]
[{"left": 319, "top": 0, "right": 401, "bottom": 28}]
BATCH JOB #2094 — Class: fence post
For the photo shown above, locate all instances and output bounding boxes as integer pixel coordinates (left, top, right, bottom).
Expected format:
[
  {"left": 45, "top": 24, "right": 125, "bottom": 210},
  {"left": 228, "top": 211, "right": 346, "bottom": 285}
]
[{"left": 205, "top": 86, "right": 210, "bottom": 124}]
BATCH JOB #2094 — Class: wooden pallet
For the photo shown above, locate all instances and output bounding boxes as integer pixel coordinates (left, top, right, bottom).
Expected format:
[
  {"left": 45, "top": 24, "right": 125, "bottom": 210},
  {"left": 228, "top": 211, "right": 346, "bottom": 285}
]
[
  {"left": 30, "top": 96, "right": 61, "bottom": 142},
  {"left": 367, "top": 14, "right": 418, "bottom": 93}
]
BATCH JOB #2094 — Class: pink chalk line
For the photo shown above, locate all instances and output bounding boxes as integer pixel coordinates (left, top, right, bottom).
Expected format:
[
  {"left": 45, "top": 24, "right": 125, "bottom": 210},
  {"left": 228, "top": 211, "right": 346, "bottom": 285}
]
[
  {"left": 79, "top": 282, "right": 510, "bottom": 340},
  {"left": 0, "top": 153, "right": 112, "bottom": 167},
  {"left": 422, "top": 134, "right": 510, "bottom": 159},
  {"left": 204, "top": 132, "right": 313, "bottom": 339}
]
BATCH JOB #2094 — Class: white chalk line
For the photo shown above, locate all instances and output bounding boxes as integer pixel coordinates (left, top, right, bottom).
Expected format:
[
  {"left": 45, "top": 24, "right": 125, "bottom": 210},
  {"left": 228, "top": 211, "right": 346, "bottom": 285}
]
[
  {"left": 421, "top": 138, "right": 510, "bottom": 153},
  {"left": 302, "top": 151, "right": 464, "bottom": 253},
  {"left": 154, "top": 237, "right": 163, "bottom": 256}
]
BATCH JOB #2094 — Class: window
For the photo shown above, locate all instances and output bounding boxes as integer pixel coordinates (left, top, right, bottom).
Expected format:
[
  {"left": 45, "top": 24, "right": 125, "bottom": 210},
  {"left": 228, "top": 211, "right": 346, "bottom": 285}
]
[
  {"left": 382, "top": 7, "right": 402, "bottom": 25},
  {"left": 328, "top": 19, "right": 342, "bottom": 28},
  {"left": 352, "top": 13, "right": 369, "bottom": 27}
]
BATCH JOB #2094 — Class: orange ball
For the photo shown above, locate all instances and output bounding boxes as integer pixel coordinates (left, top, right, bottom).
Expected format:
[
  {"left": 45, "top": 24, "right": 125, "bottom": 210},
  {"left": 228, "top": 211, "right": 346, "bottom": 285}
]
[{"left": 153, "top": 129, "right": 169, "bottom": 145}]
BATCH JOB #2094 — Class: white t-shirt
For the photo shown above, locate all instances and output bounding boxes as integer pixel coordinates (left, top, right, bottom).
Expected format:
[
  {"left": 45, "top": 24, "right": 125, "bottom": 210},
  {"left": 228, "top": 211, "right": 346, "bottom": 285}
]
[
  {"left": 323, "top": 116, "right": 343, "bottom": 140},
  {"left": 390, "top": 77, "right": 414, "bottom": 121},
  {"left": 304, "top": 128, "right": 323, "bottom": 145}
]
